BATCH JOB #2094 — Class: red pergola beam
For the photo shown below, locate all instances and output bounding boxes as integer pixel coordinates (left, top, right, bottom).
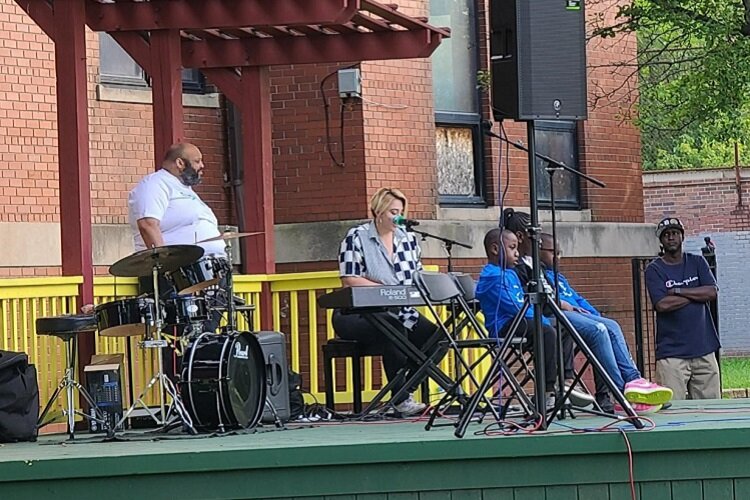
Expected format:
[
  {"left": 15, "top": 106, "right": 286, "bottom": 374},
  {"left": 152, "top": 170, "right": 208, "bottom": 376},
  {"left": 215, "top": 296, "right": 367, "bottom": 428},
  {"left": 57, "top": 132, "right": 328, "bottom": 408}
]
[
  {"left": 54, "top": 0, "right": 94, "bottom": 377},
  {"left": 110, "top": 32, "right": 152, "bottom": 73},
  {"left": 14, "top": 0, "right": 54, "bottom": 39},
  {"left": 85, "top": 0, "right": 360, "bottom": 32},
  {"left": 201, "top": 68, "right": 242, "bottom": 104},
  {"left": 182, "top": 29, "right": 442, "bottom": 68},
  {"left": 150, "top": 30, "right": 184, "bottom": 161}
]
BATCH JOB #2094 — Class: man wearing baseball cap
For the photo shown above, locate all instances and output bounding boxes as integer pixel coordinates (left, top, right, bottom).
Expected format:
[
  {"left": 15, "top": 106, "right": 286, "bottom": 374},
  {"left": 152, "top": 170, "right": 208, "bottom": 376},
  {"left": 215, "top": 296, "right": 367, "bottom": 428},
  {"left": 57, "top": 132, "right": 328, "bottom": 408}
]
[{"left": 644, "top": 217, "right": 721, "bottom": 399}]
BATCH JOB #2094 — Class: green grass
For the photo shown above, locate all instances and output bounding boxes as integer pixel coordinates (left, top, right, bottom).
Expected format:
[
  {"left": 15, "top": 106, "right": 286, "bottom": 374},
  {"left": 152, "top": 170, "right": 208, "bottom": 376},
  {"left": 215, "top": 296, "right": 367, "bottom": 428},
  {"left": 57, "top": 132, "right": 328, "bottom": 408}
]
[{"left": 721, "top": 357, "right": 750, "bottom": 389}]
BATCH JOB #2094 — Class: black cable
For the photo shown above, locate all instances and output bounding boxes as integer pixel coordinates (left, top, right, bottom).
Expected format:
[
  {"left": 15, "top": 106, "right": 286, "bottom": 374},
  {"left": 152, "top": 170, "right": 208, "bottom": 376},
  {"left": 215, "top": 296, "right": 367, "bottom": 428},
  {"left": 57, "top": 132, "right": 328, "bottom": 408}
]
[
  {"left": 320, "top": 64, "right": 358, "bottom": 168},
  {"left": 339, "top": 100, "right": 346, "bottom": 167},
  {"left": 500, "top": 122, "right": 511, "bottom": 211}
]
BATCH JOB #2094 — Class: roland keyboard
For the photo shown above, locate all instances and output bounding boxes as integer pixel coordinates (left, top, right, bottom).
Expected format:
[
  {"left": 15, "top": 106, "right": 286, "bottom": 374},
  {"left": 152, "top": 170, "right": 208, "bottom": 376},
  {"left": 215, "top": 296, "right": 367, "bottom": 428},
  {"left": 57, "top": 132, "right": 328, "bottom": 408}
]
[{"left": 318, "top": 286, "right": 428, "bottom": 309}]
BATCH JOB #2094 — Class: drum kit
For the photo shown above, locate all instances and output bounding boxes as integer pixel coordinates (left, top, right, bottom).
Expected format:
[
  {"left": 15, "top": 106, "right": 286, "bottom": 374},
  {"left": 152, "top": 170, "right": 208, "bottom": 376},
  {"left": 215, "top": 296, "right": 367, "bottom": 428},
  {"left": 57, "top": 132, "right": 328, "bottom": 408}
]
[{"left": 93, "top": 231, "right": 267, "bottom": 434}]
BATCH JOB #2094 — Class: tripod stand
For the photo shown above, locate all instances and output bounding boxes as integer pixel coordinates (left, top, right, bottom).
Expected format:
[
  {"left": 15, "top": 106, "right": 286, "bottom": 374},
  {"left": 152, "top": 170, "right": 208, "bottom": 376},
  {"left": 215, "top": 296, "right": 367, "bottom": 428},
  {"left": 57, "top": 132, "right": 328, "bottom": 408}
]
[
  {"left": 483, "top": 121, "right": 642, "bottom": 430},
  {"left": 115, "top": 253, "right": 197, "bottom": 434}
]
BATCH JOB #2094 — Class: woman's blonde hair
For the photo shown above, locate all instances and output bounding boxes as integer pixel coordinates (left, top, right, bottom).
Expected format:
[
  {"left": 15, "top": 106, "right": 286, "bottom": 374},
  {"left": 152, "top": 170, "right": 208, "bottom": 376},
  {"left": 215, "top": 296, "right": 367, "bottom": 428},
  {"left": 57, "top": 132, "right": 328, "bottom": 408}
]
[{"left": 370, "top": 187, "right": 408, "bottom": 219}]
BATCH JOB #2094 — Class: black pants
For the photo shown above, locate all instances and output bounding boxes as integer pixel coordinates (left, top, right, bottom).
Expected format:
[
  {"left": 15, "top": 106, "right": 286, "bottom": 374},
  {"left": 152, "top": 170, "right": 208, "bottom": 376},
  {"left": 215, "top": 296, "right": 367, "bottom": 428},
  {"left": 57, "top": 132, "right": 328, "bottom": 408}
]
[
  {"left": 332, "top": 309, "right": 442, "bottom": 405},
  {"left": 500, "top": 318, "right": 558, "bottom": 392}
]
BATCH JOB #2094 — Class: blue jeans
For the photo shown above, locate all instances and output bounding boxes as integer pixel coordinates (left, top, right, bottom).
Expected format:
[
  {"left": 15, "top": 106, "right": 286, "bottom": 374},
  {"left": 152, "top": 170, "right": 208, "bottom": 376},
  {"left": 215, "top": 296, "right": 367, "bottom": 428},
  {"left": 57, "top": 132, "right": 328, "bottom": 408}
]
[{"left": 564, "top": 312, "right": 641, "bottom": 390}]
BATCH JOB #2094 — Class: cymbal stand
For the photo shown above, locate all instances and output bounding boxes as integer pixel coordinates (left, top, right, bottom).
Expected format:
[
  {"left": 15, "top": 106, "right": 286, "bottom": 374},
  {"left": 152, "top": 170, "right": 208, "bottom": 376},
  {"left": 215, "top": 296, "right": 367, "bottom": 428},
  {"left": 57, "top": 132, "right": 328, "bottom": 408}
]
[
  {"left": 224, "top": 237, "right": 238, "bottom": 332},
  {"left": 116, "top": 254, "right": 197, "bottom": 434}
]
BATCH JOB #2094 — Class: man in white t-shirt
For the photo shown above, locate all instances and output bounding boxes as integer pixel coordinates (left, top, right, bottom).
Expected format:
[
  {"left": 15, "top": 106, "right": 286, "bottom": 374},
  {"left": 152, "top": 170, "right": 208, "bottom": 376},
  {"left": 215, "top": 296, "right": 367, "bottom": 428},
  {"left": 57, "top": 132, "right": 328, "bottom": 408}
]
[
  {"left": 127, "top": 143, "right": 229, "bottom": 379},
  {"left": 128, "top": 142, "right": 226, "bottom": 258}
]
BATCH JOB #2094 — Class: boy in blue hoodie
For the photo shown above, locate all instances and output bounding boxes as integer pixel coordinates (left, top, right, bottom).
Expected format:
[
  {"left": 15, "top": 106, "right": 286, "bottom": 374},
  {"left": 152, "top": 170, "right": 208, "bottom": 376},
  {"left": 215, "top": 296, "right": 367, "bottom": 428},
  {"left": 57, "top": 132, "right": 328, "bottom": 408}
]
[
  {"left": 539, "top": 233, "right": 672, "bottom": 412},
  {"left": 476, "top": 228, "right": 558, "bottom": 396}
]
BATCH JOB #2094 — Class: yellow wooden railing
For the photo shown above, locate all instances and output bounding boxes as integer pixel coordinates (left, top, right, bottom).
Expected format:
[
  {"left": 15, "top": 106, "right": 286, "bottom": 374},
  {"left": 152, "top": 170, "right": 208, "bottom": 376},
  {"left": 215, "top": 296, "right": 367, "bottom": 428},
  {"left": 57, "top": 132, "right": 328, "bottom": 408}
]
[
  {"left": 0, "top": 270, "right": 495, "bottom": 418},
  {"left": 0, "top": 277, "right": 81, "bottom": 417}
]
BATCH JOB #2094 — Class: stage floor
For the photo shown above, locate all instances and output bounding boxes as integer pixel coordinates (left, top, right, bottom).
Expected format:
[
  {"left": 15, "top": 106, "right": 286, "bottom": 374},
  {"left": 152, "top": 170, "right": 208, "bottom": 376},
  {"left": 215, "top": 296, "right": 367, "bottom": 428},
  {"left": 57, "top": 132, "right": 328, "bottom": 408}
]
[{"left": 3, "top": 399, "right": 750, "bottom": 499}]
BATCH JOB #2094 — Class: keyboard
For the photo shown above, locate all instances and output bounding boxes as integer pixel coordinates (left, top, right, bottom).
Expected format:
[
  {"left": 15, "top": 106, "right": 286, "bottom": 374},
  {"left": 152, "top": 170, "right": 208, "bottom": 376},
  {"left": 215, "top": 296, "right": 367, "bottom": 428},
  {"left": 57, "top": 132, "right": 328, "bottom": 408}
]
[{"left": 318, "top": 286, "right": 427, "bottom": 309}]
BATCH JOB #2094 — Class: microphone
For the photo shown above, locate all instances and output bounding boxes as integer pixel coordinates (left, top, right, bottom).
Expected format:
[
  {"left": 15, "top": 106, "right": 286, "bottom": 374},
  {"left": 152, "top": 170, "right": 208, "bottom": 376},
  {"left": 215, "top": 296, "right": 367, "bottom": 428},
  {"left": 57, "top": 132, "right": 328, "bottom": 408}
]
[{"left": 392, "top": 215, "right": 420, "bottom": 228}]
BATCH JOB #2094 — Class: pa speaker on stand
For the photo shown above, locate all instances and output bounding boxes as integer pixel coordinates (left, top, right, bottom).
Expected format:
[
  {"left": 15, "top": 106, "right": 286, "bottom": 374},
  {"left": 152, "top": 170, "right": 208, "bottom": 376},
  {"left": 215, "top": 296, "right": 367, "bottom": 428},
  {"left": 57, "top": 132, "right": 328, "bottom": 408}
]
[{"left": 490, "top": 0, "right": 588, "bottom": 121}]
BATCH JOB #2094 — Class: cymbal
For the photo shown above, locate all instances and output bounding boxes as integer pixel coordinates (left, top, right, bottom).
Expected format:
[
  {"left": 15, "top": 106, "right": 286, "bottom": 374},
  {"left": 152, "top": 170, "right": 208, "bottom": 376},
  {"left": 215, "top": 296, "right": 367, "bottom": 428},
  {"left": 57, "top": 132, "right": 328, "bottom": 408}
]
[
  {"left": 196, "top": 231, "right": 263, "bottom": 243},
  {"left": 109, "top": 245, "right": 204, "bottom": 277}
]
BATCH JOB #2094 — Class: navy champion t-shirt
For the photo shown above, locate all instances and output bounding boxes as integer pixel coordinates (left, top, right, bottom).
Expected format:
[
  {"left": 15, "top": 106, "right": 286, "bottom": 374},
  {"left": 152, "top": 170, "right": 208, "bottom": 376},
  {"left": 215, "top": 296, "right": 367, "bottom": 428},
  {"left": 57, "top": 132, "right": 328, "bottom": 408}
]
[{"left": 644, "top": 253, "right": 720, "bottom": 360}]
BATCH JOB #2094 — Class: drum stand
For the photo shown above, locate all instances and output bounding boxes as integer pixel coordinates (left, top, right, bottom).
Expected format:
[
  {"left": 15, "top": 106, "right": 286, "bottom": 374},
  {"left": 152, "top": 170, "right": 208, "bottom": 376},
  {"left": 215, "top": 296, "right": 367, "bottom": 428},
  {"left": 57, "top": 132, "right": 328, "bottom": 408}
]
[{"left": 116, "top": 258, "right": 197, "bottom": 434}]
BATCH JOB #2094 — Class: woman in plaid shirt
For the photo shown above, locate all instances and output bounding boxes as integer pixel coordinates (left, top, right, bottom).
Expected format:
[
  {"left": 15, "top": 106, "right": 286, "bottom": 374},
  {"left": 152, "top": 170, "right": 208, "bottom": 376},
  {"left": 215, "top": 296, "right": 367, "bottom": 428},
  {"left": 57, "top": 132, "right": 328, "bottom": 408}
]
[{"left": 332, "top": 187, "right": 440, "bottom": 416}]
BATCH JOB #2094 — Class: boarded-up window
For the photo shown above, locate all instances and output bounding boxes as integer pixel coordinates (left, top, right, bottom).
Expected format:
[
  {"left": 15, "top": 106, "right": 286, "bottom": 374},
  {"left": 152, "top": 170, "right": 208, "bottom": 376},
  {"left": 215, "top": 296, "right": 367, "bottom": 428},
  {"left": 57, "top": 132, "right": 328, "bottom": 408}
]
[{"left": 436, "top": 126, "right": 476, "bottom": 196}]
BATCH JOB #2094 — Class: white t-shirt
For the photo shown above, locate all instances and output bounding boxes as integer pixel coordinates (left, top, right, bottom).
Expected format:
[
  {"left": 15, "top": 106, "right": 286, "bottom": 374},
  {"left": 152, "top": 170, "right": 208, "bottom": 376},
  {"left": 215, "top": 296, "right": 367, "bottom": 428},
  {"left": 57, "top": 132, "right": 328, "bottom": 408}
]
[{"left": 128, "top": 169, "right": 226, "bottom": 257}]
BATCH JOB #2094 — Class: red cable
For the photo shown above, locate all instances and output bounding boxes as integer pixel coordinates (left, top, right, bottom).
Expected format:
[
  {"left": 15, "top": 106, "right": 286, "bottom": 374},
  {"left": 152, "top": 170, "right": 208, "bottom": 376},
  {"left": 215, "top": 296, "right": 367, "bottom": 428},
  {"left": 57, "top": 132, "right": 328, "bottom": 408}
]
[{"left": 618, "top": 429, "right": 637, "bottom": 500}]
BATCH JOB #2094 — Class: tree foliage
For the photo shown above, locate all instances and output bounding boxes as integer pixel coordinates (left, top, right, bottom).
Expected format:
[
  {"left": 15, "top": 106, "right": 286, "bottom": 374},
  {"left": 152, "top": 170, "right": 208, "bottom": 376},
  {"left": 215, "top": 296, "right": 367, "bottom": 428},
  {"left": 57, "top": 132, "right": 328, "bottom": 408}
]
[{"left": 589, "top": 1, "right": 750, "bottom": 170}]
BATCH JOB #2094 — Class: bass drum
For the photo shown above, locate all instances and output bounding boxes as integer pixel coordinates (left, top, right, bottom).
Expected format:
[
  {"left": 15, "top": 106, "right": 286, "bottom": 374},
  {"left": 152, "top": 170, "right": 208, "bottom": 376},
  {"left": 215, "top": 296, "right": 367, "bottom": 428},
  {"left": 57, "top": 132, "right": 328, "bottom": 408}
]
[{"left": 180, "top": 331, "right": 266, "bottom": 430}]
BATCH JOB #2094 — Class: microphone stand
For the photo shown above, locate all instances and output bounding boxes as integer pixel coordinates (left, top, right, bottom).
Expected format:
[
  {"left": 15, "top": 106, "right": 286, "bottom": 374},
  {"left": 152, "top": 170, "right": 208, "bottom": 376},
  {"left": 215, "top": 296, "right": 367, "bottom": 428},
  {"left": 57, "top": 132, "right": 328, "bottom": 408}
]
[
  {"left": 405, "top": 224, "right": 473, "bottom": 390},
  {"left": 484, "top": 125, "right": 606, "bottom": 191},
  {"left": 484, "top": 123, "right": 636, "bottom": 429},
  {"left": 406, "top": 225, "right": 472, "bottom": 273}
]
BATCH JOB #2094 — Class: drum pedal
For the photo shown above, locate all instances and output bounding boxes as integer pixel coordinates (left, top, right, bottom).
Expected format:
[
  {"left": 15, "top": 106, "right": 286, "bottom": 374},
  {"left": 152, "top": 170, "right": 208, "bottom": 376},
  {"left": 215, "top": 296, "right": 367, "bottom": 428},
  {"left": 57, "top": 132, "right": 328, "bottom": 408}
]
[{"left": 140, "top": 339, "right": 169, "bottom": 349}]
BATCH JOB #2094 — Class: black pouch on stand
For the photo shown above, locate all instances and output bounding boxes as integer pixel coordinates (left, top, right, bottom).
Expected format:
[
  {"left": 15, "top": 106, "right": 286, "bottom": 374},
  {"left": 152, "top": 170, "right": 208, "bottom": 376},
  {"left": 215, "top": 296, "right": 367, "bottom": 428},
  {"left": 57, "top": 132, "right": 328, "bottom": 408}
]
[{"left": 0, "top": 350, "right": 39, "bottom": 442}]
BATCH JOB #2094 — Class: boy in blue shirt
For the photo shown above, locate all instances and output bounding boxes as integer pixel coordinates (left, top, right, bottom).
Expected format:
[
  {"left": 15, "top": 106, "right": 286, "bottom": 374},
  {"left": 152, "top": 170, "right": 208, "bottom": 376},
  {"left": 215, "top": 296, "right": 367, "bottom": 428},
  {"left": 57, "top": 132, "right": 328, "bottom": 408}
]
[
  {"left": 476, "top": 228, "right": 558, "bottom": 396},
  {"left": 539, "top": 233, "right": 672, "bottom": 411}
]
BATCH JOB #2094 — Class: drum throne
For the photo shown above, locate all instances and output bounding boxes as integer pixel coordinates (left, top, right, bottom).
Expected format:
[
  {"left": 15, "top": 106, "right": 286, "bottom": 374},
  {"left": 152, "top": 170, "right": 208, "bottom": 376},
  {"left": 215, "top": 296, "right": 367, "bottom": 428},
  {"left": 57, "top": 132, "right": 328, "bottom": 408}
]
[{"left": 35, "top": 314, "right": 111, "bottom": 439}]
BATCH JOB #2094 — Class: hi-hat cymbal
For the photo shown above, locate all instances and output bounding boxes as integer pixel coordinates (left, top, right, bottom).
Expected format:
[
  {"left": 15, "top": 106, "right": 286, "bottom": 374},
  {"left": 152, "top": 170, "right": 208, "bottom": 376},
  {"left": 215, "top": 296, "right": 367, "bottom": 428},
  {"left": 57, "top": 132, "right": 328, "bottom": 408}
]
[
  {"left": 109, "top": 245, "right": 204, "bottom": 277},
  {"left": 196, "top": 231, "right": 263, "bottom": 243}
]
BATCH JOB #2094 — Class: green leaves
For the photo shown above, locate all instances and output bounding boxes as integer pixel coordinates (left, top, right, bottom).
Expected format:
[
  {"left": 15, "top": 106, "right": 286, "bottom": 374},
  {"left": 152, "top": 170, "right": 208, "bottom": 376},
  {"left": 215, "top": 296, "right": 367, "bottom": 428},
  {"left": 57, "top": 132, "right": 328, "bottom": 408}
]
[{"left": 592, "top": 1, "right": 750, "bottom": 170}]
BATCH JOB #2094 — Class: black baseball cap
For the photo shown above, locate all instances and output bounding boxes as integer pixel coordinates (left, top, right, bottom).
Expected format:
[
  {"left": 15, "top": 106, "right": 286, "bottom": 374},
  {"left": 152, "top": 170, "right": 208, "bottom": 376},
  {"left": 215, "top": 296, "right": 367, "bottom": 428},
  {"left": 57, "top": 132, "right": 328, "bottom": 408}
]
[{"left": 656, "top": 217, "right": 685, "bottom": 238}]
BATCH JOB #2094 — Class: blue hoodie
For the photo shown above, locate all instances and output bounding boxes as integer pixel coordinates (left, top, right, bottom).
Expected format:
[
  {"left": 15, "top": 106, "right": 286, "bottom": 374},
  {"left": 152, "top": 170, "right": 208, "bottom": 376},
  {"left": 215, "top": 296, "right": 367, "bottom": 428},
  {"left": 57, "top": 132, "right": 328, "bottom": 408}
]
[
  {"left": 543, "top": 268, "right": 600, "bottom": 316},
  {"left": 476, "top": 263, "right": 550, "bottom": 337}
]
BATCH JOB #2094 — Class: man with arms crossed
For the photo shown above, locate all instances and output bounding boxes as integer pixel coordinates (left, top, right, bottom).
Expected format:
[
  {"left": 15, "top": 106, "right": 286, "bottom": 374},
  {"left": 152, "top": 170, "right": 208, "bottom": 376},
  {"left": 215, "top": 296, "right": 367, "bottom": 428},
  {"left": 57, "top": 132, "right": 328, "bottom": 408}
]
[{"left": 645, "top": 217, "right": 720, "bottom": 400}]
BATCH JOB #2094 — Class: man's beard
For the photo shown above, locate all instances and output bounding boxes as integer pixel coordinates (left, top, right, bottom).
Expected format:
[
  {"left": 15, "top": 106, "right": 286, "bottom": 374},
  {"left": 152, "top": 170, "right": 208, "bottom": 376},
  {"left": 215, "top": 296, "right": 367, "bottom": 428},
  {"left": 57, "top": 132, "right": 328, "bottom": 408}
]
[{"left": 180, "top": 158, "right": 202, "bottom": 186}]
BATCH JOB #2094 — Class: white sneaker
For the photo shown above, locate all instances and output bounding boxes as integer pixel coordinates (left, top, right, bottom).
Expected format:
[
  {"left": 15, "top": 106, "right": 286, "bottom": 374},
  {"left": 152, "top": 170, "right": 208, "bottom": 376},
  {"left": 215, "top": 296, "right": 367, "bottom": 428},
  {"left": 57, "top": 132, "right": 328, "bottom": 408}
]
[
  {"left": 565, "top": 384, "right": 595, "bottom": 408},
  {"left": 393, "top": 395, "right": 427, "bottom": 416},
  {"left": 546, "top": 393, "right": 556, "bottom": 411}
]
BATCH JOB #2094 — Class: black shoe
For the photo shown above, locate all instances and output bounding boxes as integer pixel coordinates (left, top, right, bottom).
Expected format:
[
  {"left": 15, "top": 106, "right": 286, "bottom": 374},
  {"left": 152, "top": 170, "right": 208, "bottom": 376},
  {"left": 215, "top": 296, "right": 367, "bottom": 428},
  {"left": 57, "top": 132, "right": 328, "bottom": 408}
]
[{"left": 596, "top": 393, "right": 614, "bottom": 414}]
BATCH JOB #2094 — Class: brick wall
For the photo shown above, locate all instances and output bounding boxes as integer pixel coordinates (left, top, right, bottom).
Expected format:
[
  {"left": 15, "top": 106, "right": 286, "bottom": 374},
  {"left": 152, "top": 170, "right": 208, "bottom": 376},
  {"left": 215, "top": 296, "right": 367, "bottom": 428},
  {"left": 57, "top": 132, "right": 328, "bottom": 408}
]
[
  {"left": 644, "top": 168, "right": 750, "bottom": 353},
  {"left": 0, "top": 1, "right": 229, "bottom": 276},
  {"left": 0, "top": 2, "right": 58, "bottom": 225},
  {"left": 270, "top": 62, "right": 366, "bottom": 224}
]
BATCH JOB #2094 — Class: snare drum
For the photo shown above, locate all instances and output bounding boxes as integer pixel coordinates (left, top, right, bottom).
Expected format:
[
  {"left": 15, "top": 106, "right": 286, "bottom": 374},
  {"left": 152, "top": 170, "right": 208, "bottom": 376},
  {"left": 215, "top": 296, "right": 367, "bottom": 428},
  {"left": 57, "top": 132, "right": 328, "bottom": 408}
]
[
  {"left": 95, "top": 297, "right": 158, "bottom": 337},
  {"left": 168, "top": 256, "right": 230, "bottom": 295},
  {"left": 164, "top": 295, "right": 208, "bottom": 326}
]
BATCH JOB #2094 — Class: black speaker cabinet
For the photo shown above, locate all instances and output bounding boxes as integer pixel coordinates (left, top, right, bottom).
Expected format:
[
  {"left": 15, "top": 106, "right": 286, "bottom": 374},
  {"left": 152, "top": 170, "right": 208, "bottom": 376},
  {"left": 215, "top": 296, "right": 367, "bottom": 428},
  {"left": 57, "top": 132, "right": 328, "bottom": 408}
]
[
  {"left": 490, "top": 0, "right": 588, "bottom": 121},
  {"left": 256, "top": 331, "right": 291, "bottom": 423}
]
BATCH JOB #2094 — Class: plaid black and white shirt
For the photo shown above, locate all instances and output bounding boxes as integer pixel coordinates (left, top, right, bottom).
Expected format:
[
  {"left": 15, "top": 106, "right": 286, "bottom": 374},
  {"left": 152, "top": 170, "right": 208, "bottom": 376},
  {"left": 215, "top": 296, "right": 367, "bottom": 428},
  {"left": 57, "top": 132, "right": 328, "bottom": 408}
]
[{"left": 339, "top": 222, "right": 422, "bottom": 329}]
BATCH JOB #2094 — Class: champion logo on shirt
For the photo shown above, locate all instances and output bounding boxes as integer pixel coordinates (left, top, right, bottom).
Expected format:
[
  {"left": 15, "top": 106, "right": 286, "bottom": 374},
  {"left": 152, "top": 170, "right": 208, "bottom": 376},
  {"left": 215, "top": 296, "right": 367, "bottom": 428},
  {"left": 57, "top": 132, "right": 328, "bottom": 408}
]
[{"left": 665, "top": 276, "right": 699, "bottom": 288}]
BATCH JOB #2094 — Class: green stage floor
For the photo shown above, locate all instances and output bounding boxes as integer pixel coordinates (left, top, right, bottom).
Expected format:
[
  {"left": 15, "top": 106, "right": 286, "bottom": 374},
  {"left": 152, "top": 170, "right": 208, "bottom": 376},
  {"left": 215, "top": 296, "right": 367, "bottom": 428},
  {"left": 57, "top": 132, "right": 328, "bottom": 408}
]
[{"left": 3, "top": 399, "right": 750, "bottom": 499}]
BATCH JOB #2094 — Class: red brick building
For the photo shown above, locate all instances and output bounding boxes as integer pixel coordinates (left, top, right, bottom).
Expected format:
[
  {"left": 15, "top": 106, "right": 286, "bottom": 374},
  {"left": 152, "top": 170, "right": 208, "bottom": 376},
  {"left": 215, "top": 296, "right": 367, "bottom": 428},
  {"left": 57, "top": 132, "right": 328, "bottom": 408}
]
[{"left": 0, "top": 1, "right": 655, "bottom": 343}]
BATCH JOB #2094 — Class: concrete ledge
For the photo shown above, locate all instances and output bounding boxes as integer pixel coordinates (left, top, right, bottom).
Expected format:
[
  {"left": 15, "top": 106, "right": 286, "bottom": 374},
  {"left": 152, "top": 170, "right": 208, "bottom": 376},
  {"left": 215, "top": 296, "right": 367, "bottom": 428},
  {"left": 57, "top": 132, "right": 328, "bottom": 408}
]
[
  {"left": 96, "top": 84, "right": 221, "bottom": 108},
  {"left": 643, "top": 167, "right": 750, "bottom": 186},
  {"left": 438, "top": 206, "right": 593, "bottom": 223},
  {"left": 0, "top": 220, "right": 661, "bottom": 268},
  {"left": 276, "top": 219, "right": 659, "bottom": 262},
  {"left": 723, "top": 388, "right": 749, "bottom": 399}
]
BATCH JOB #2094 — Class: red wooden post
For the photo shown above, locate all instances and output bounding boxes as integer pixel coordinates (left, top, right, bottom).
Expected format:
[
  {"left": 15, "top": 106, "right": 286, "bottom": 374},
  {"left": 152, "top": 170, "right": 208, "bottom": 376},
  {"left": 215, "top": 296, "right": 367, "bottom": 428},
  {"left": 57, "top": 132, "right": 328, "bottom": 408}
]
[
  {"left": 150, "top": 29, "right": 184, "bottom": 163},
  {"left": 239, "top": 67, "right": 275, "bottom": 329},
  {"left": 53, "top": 0, "right": 94, "bottom": 369}
]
